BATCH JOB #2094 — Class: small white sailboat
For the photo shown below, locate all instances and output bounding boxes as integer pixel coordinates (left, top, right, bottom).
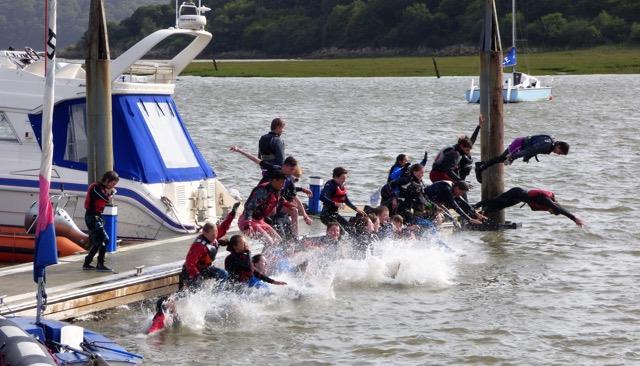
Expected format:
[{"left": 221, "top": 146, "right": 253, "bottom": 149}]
[{"left": 465, "top": 0, "right": 553, "bottom": 103}]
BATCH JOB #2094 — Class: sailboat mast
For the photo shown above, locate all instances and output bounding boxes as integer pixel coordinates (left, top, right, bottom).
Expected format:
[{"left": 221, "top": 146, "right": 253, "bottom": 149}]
[{"left": 512, "top": 0, "right": 516, "bottom": 74}]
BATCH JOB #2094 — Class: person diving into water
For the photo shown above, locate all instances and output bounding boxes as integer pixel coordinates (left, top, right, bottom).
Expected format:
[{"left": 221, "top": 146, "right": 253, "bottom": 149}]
[
  {"left": 474, "top": 187, "right": 585, "bottom": 227},
  {"left": 475, "top": 135, "right": 569, "bottom": 183}
]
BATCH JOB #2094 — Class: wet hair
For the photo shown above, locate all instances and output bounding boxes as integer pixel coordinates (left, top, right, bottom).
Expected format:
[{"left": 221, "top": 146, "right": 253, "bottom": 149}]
[
  {"left": 368, "top": 213, "right": 378, "bottom": 224},
  {"left": 332, "top": 167, "right": 348, "bottom": 178},
  {"left": 457, "top": 136, "right": 473, "bottom": 149},
  {"left": 100, "top": 170, "right": 119, "bottom": 184},
  {"left": 283, "top": 156, "right": 298, "bottom": 167},
  {"left": 395, "top": 154, "right": 407, "bottom": 164},
  {"left": 228, "top": 234, "right": 244, "bottom": 251},
  {"left": 555, "top": 141, "right": 570, "bottom": 154},
  {"left": 270, "top": 170, "right": 286, "bottom": 181},
  {"left": 409, "top": 163, "right": 424, "bottom": 173},
  {"left": 374, "top": 206, "right": 389, "bottom": 216},
  {"left": 271, "top": 118, "right": 285, "bottom": 131},
  {"left": 251, "top": 254, "right": 263, "bottom": 264},
  {"left": 391, "top": 214, "right": 404, "bottom": 224},
  {"left": 453, "top": 180, "right": 470, "bottom": 191},
  {"left": 202, "top": 222, "right": 216, "bottom": 233},
  {"left": 326, "top": 221, "right": 340, "bottom": 231}
]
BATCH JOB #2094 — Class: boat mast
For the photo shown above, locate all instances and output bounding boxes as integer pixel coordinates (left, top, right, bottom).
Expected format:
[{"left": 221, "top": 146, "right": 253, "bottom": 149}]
[
  {"left": 86, "top": 0, "right": 114, "bottom": 184},
  {"left": 479, "top": 0, "right": 505, "bottom": 224},
  {"left": 512, "top": 0, "right": 516, "bottom": 75}
]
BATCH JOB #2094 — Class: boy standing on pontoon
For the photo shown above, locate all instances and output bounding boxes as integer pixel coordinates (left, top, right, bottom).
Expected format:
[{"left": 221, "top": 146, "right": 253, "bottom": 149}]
[
  {"left": 82, "top": 171, "right": 119, "bottom": 272},
  {"left": 258, "top": 117, "right": 286, "bottom": 167}
]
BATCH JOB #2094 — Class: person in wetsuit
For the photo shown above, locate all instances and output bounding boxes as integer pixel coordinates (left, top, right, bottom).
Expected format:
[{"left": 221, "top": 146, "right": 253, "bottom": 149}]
[
  {"left": 388, "top": 164, "right": 439, "bottom": 230},
  {"left": 458, "top": 114, "right": 484, "bottom": 181},
  {"left": 475, "top": 135, "right": 569, "bottom": 183},
  {"left": 425, "top": 180, "right": 485, "bottom": 225},
  {"left": 224, "top": 235, "right": 287, "bottom": 286},
  {"left": 382, "top": 152, "right": 428, "bottom": 214},
  {"left": 430, "top": 135, "right": 474, "bottom": 183},
  {"left": 239, "top": 170, "right": 288, "bottom": 246},
  {"left": 474, "top": 187, "right": 585, "bottom": 227},
  {"left": 258, "top": 117, "right": 286, "bottom": 167},
  {"left": 178, "top": 203, "right": 240, "bottom": 291},
  {"left": 319, "top": 167, "right": 365, "bottom": 231},
  {"left": 83, "top": 170, "right": 119, "bottom": 272}
]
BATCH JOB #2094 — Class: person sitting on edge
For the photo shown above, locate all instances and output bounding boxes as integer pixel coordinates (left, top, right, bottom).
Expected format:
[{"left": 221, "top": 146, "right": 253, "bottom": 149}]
[
  {"left": 391, "top": 214, "right": 417, "bottom": 240},
  {"left": 239, "top": 170, "right": 288, "bottom": 246},
  {"left": 224, "top": 235, "right": 287, "bottom": 286},
  {"left": 475, "top": 135, "right": 569, "bottom": 183},
  {"left": 83, "top": 170, "right": 119, "bottom": 272},
  {"left": 258, "top": 117, "right": 286, "bottom": 167},
  {"left": 230, "top": 146, "right": 313, "bottom": 237},
  {"left": 375, "top": 206, "right": 394, "bottom": 239},
  {"left": 425, "top": 180, "right": 486, "bottom": 225},
  {"left": 458, "top": 114, "right": 484, "bottom": 181},
  {"left": 319, "top": 167, "right": 365, "bottom": 230},
  {"left": 303, "top": 221, "right": 342, "bottom": 252},
  {"left": 474, "top": 187, "right": 585, "bottom": 227},
  {"left": 389, "top": 164, "right": 439, "bottom": 231},
  {"left": 178, "top": 202, "right": 240, "bottom": 291},
  {"left": 387, "top": 152, "right": 428, "bottom": 183},
  {"left": 430, "top": 134, "right": 475, "bottom": 183}
]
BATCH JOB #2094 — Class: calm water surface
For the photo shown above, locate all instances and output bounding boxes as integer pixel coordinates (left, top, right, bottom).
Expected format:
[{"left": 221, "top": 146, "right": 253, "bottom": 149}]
[{"left": 78, "top": 75, "right": 640, "bottom": 365}]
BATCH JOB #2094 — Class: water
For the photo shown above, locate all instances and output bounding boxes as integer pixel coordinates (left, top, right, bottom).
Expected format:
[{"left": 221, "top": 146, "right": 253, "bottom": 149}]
[{"left": 78, "top": 75, "right": 640, "bottom": 364}]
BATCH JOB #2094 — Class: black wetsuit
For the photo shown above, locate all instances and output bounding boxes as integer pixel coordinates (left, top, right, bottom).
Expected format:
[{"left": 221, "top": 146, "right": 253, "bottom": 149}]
[
  {"left": 480, "top": 135, "right": 556, "bottom": 171},
  {"left": 431, "top": 145, "right": 464, "bottom": 182},
  {"left": 459, "top": 124, "right": 481, "bottom": 181},
  {"left": 475, "top": 187, "right": 577, "bottom": 222},
  {"left": 258, "top": 131, "right": 285, "bottom": 166},
  {"left": 390, "top": 174, "right": 432, "bottom": 224},
  {"left": 424, "top": 181, "right": 475, "bottom": 222},
  {"left": 224, "top": 250, "right": 278, "bottom": 284},
  {"left": 319, "top": 179, "right": 358, "bottom": 230}
]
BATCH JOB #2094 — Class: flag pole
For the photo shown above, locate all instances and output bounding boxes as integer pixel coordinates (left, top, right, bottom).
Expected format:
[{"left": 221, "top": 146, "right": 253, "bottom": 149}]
[{"left": 35, "top": 0, "right": 58, "bottom": 325}]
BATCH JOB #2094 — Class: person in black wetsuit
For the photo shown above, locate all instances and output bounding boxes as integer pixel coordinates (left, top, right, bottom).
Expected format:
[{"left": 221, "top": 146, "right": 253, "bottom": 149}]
[
  {"left": 388, "top": 164, "right": 439, "bottom": 230},
  {"left": 475, "top": 135, "right": 569, "bottom": 183},
  {"left": 430, "top": 115, "right": 484, "bottom": 183},
  {"left": 258, "top": 118, "right": 286, "bottom": 166},
  {"left": 382, "top": 152, "right": 428, "bottom": 214},
  {"left": 474, "top": 187, "right": 585, "bottom": 227},
  {"left": 425, "top": 180, "right": 486, "bottom": 225},
  {"left": 458, "top": 114, "right": 484, "bottom": 181},
  {"left": 83, "top": 170, "right": 119, "bottom": 272},
  {"left": 319, "top": 167, "right": 365, "bottom": 230},
  {"left": 224, "top": 235, "right": 287, "bottom": 286}
]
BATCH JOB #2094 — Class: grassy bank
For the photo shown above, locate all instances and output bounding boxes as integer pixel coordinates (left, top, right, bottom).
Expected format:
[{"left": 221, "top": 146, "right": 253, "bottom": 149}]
[{"left": 183, "top": 47, "right": 640, "bottom": 77}]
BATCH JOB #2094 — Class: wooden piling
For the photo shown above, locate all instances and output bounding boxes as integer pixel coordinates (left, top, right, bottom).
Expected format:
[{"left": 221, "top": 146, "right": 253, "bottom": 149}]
[{"left": 479, "top": 0, "right": 505, "bottom": 224}]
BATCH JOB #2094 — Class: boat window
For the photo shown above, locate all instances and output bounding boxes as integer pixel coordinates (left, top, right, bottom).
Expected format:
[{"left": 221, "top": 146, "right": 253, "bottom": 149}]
[
  {"left": 138, "top": 100, "right": 199, "bottom": 169},
  {"left": 0, "top": 112, "right": 19, "bottom": 142},
  {"left": 64, "top": 104, "right": 88, "bottom": 163}
]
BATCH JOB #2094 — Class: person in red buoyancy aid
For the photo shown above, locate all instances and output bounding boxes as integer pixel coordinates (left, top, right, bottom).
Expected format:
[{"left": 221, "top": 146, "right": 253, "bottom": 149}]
[
  {"left": 83, "top": 171, "right": 119, "bottom": 272},
  {"left": 319, "top": 167, "right": 365, "bottom": 232},
  {"left": 474, "top": 187, "right": 585, "bottom": 227},
  {"left": 238, "top": 170, "right": 288, "bottom": 245},
  {"left": 430, "top": 132, "right": 475, "bottom": 183},
  {"left": 179, "top": 202, "right": 240, "bottom": 291}
]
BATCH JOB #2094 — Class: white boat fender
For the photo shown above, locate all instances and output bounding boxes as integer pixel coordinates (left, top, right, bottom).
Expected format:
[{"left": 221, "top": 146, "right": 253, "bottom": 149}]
[{"left": 0, "top": 317, "right": 57, "bottom": 366}]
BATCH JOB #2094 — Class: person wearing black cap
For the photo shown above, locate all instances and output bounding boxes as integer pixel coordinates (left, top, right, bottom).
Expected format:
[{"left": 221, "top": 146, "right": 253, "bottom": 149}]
[
  {"left": 425, "top": 180, "right": 485, "bottom": 225},
  {"left": 474, "top": 187, "right": 585, "bottom": 227}
]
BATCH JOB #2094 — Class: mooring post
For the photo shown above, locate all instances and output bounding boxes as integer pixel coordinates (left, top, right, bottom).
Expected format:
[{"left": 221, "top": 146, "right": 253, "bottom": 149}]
[
  {"left": 479, "top": 0, "right": 505, "bottom": 224},
  {"left": 86, "top": 0, "right": 113, "bottom": 184}
]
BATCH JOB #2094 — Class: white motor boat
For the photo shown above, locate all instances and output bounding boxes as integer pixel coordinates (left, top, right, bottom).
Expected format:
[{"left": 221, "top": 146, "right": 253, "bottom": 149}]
[{"left": 0, "top": 1, "right": 232, "bottom": 240}]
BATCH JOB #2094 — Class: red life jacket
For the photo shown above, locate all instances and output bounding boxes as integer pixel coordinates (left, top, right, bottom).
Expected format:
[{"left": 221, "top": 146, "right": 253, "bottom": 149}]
[
  {"left": 527, "top": 189, "right": 555, "bottom": 211},
  {"left": 246, "top": 182, "right": 280, "bottom": 220},
  {"left": 332, "top": 183, "right": 347, "bottom": 204},
  {"left": 84, "top": 182, "right": 109, "bottom": 214}
]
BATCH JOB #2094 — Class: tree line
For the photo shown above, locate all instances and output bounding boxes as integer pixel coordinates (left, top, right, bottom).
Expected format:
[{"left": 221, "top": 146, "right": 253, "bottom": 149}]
[{"left": 63, "top": 0, "right": 640, "bottom": 58}]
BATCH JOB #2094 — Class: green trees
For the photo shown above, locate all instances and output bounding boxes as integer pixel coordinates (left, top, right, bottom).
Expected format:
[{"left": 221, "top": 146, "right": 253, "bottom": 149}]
[{"left": 41, "top": 0, "right": 640, "bottom": 58}]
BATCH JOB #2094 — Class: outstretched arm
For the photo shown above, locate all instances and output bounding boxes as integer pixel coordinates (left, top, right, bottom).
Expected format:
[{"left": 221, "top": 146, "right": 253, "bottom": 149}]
[
  {"left": 470, "top": 114, "right": 484, "bottom": 145},
  {"left": 230, "top": 146, "right": 261, "bottom": 165},
  {"left": 538, "top": 197, "right": 585, "bottom": 227}
]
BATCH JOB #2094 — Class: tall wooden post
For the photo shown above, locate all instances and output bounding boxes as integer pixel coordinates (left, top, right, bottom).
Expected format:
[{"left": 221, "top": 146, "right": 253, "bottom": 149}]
[
  {"left": 85, "top": 0, "right": 113, "bottom": 184},
  {"left": 479, "top": 0, "right": 505, "bottom": 224}
]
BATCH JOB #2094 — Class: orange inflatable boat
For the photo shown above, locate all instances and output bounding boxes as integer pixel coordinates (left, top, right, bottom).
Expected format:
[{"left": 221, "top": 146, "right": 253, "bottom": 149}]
[{"left": 0, "top": 226, "right": 86, "bottom": 264}]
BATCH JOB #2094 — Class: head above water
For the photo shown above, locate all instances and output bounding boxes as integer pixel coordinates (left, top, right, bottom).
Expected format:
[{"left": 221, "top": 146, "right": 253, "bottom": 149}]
[
  {"left": 271, "top": 118, "right": 285, "bottom": 135},
  {"left": 553, "top": 141, "right": 570, "bottom": 155},
  {"left": 332, "top": 167, "right": 348, "bottom": 184},
  {"left": 326, "top": 221, "right": 341, "bottom": 240}
]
